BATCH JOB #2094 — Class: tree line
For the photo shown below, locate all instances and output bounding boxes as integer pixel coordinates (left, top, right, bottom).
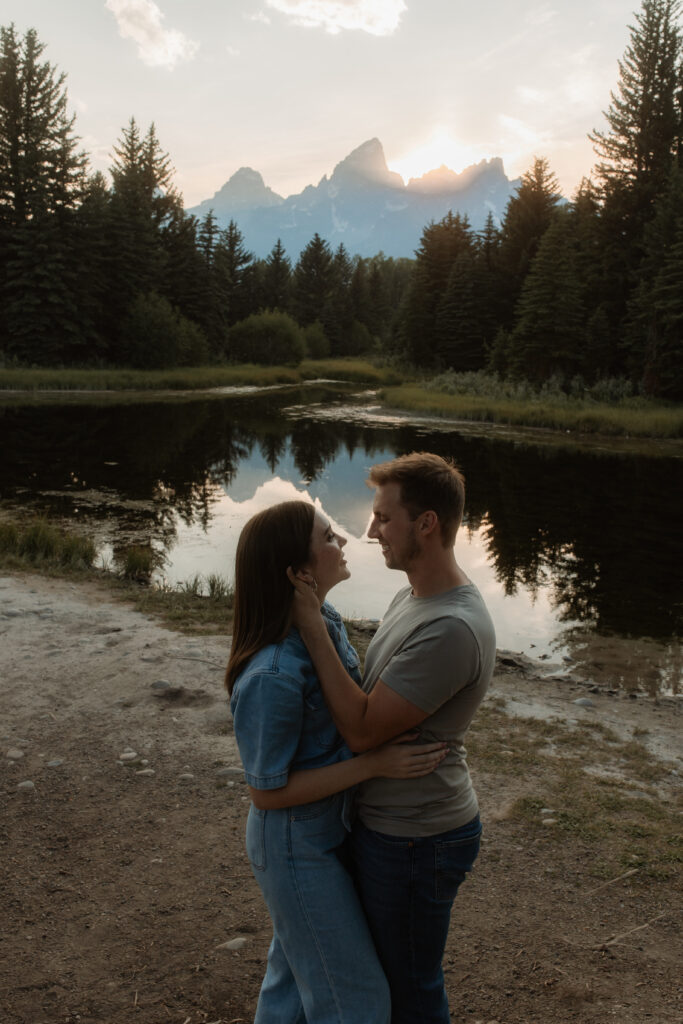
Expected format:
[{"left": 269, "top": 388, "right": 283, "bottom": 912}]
[{"left": 0, "top": 0, "right": 681, "bottom": 398}]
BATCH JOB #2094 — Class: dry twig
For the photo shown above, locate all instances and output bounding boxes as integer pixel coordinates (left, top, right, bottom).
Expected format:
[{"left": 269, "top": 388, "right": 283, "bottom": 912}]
[{"left": 594, "top": 911, "right": 667, "bottom": 950}]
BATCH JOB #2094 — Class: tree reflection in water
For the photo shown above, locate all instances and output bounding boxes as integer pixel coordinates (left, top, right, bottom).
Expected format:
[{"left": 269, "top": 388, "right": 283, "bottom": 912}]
[{"left": 1, "top": 387, "right": 680, "bottom": 693}]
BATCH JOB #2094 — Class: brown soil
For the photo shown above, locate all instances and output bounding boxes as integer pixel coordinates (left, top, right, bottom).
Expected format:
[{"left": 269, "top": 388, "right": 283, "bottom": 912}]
[{"left": 1, "top": 573, "right": 681, "bottom": 1024}]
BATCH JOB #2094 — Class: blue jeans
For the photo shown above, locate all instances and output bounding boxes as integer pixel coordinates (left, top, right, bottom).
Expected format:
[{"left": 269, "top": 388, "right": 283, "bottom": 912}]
[
  {"left": 351, "top": 814, "right": 482, "bottom": 1024},
  {"left": 246, "top": 793, "right": 391, "bottom": 1024}
]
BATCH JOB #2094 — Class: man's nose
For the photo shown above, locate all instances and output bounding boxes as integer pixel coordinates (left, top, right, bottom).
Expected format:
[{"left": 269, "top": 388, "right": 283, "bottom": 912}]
[{"left": 367, "top": 518, "right": 379, "bottom": 538}]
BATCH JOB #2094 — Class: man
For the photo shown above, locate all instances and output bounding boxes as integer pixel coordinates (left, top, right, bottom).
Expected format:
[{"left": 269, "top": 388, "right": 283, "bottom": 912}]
[{"left": 290, "top": 451, "right": 496, "bottom": 1024}]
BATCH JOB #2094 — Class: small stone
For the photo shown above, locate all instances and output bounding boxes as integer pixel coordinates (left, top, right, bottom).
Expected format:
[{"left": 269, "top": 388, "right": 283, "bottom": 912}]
[
  {"left": 178, "top": 773, "right": 195, "bottom": 783},
  {"left": 119, "top": 751, "right": 139, "bottom": 763},
  {"left": 136, "top": 768, "right": 155, "bottom": 777},
  {"left": 541, "top": 818, "right": 558, "bottom": 826},
  {"left": 217, "top": 937, "right": 248, "bottom": 951},
  {"left": 17, "top": 780, "right": 35, "bottom": 792},
  {"left": 151, "top": 679, "right": 171, "bottom": 691},
  {"left": 46, "top": 759, "right": 63, "bottom": 768},
  {"left": 573, "top": 697, "right": 594, "bottom": 708},
  {"left": 6, "top": 748, "right": 24, "bottom": 760},
  {"left": 216, "top": 767, "right": 243, "bottom": 780},
  {"left": 540, "top": 807, "right": 555, "bottom": 814}
]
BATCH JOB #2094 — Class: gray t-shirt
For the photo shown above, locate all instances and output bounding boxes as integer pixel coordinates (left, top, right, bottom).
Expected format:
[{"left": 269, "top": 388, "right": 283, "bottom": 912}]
[{"left": 356, "top": 582, "right": 496, "bottom": 837}]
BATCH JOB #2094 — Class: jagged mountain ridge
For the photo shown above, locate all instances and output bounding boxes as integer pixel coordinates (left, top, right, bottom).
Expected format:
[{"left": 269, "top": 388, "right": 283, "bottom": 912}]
[{"left": 187, "top": 138, "right": 521, "bottom": 259}]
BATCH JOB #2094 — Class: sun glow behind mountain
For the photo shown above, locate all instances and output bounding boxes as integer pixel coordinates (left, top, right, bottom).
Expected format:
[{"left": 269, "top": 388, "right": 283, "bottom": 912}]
[{"left": 389, "top": 127, "right": 487, "bottom": 182}]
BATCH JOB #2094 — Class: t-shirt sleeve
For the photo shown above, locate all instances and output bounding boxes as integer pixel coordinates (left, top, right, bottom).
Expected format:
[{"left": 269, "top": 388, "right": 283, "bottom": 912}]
[
  {"left": 231, "top": 672, "right": 303, "bottom": 789},
  {"left": 379, "top": 617, "right": 481, "bottom": 714}
]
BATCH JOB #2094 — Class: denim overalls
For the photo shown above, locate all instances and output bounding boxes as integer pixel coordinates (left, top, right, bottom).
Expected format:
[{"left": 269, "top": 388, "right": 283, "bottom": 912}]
[{"left": 230, "top": 603, "right": 390, "bottom": 1024}]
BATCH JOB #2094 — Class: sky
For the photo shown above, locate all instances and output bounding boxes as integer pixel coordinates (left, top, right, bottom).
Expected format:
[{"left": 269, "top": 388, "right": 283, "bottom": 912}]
[{"left": 3, "top": 0, "right": 639, "bottom": 207}]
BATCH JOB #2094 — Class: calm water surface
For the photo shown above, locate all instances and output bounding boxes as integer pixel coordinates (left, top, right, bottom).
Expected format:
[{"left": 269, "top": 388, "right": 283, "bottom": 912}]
[{"left": 1, "top": 384, "right": 681, "bottom": 695}]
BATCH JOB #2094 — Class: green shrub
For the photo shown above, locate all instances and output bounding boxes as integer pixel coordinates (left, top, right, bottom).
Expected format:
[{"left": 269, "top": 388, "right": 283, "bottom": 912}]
[
  {"left": 303, "top": 321, "right": 330, "bottom": 359},
  {"left": 121, "top": 292, "right": 209, "bottom": 369},
  {"left": 229, "top": 311, "right": 305, "bottom": 366},
  {"left": 347, "top": 320, "right": 373, "bottom": 355}
]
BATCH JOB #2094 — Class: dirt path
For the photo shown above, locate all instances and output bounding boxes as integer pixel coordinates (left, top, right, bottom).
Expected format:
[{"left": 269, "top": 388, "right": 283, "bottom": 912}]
[{"left": 1, "top": 573, "right": 681, "bottom": 1024}]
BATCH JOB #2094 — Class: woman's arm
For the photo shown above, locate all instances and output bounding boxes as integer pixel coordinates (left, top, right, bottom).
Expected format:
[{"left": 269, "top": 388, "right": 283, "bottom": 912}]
[
  {"left": 248, "top": 735, "right": 447, "bottom": 810},
  {"left": 286, "top": 569, "right": 429, "bottom": 751}
]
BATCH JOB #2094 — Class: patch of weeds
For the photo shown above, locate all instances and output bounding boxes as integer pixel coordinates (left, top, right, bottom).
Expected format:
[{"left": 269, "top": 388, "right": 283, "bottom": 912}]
[
  {"left": 115, "top": 544, "right": 165, "bottom": 582},
  {"left": 620, "top": 741, "right": 670, "bottom": 782},
  {"left": 127, "top": 572, "right": 234, "bottom": 634},
  {"left": 580, "top": 721, "right": 622, "bottom": 744},
  {"left": 0, "top": 516, "right": 96, "bottom": 571}
]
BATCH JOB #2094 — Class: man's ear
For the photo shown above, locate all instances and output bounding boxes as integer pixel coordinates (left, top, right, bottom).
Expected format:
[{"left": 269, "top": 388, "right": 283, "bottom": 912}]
[{"left": 419, "top": 510, "right": 438, "bottom": 534}]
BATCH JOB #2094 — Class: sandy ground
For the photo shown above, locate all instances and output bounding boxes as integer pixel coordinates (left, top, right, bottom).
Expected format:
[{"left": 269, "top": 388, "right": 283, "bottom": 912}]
[{"left": 1, "top": 572, "right": 681, "bottom": 1024}]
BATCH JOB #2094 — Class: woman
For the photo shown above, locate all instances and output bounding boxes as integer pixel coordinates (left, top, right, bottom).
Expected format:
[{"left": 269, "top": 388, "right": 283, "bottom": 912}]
[{"left": 226, "top": 500, "right": 446, "bottom": 1024}]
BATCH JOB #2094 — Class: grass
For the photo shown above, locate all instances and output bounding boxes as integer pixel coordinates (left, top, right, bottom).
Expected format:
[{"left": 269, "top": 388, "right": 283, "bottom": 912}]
[
  {"left": 0, "top": 516, "right": 234, "bottom": 634},
  {"left": 0, "top": 359, "right": 404, "bottom": 392},
  {"left": 470, "top": 704, "right": 682, "bottom": 880},
  {"left": 379, "top": 384, "right": 683, "bottom": 438},
  {"left": 0, "top": 517, "right": 97, "bottom": 570}
]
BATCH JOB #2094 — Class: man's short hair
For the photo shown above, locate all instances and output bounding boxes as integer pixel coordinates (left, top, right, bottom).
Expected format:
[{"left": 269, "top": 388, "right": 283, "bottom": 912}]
[{"left": 367, "top": 452, "right": 465, "bottom": 547}]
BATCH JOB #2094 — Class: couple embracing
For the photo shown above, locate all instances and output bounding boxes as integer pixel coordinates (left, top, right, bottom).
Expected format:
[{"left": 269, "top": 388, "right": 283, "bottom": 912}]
[{"left": 226, "top": 452, "right": 496, "bottom": 1024}]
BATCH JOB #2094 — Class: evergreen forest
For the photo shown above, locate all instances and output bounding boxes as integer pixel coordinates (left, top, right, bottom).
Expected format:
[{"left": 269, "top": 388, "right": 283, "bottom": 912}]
[{"left": 0, "top": 0, "right": 681, "bottom": 399}]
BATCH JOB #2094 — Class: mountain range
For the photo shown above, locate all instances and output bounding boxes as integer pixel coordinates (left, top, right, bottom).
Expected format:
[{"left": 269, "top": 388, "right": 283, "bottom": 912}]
[{"left": 186, "top": 138, "right": 521, "bottom": 260}]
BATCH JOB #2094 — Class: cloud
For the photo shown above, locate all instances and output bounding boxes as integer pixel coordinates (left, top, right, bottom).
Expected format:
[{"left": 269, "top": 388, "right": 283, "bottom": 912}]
[
  {"left": 264, "top": 0, "right": 406, "bottom": 36},
  {"left": 105, "top": 0, "right": 199, "bottom": 69},
  {"left": 249, "top": 10, "right": 272, "bottom": 24}
]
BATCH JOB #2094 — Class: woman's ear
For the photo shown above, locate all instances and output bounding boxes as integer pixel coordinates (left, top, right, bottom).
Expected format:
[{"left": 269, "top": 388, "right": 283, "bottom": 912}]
[{"left": 294, "top": 570, "right": 318, "bottom": 591}]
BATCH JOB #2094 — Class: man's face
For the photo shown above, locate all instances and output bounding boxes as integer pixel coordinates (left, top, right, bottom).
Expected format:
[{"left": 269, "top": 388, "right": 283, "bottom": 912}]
[{"left": 367, "top": 481, "right": 421, "bottom": 571}]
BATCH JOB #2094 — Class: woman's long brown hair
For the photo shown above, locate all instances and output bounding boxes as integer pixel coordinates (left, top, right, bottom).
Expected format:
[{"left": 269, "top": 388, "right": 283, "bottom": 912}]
[{"left": 225, "top": 500, "right": 315, "bottom": 694}]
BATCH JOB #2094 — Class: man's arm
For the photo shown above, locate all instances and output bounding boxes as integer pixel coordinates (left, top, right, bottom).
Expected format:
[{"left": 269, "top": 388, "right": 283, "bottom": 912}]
[{"left": 289, "top": 571, "right": 428, "bottom": 751}]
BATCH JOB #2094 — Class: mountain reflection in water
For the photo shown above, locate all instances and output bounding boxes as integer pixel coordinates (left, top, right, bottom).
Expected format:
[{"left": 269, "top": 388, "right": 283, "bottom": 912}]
[{"left": 1, "top": 386, "right": 680, "bottom": 695}]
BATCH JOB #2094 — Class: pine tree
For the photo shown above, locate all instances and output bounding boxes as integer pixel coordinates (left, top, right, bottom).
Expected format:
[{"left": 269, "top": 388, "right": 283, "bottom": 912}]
[
  {"left": 106, "top": 119, "right": 183, "bottom": 336},
  {"left": 0, "top": 25, "right": 87, "bottom": 223},
  {"left": 435, "top": 250, "right": 493, "bottom": 371},
  {"left": 262, "top": 238, "right": 292, "bottom": 312},
  {"left": 0, "top": 24, "right": 88, "bottom": 360},
  {"left": 292, "top": 234, "right": 334, "bottom": 327},
  {"left": 324, "top": 243, "right": 355, "bottom": 353},
  {"left": 400, "top": 212, "right": 475, "bottom": 368},
  {"left": 214, "top": 219, "right": 253, "bottom": 330},
  {"left": 588, "top": 0, "right": 683, "bottom": 365},
  {"left": 509, "top": 208, "right": 586, "bottom": 382},
  {"left": 498, "top": 157, "right": 563, "bottom": 327},
  {"left": 628, "top": 165, "right": 683, "bottom": 396},
  {"left": 590, "top": 0, "right": 682, "bottom": 197}
]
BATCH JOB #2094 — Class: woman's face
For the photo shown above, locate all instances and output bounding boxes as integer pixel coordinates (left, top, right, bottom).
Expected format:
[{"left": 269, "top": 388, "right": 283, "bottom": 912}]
[{"left": 301, "top": 511, "right": 350, "bottom": 600}]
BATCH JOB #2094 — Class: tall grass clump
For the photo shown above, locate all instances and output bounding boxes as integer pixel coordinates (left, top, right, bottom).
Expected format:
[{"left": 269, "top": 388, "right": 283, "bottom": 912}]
[
  {"left": 0, "top": 517, "right": 96, "bottom": 570},
  {"left": 115, "top": 544, "right": 165, "bottom": 582}
]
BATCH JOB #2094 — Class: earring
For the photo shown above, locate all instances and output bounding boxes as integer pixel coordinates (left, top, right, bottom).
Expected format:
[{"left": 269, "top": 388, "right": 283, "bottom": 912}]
[{"left": 309, "top": 577, "right": 318, "bottom": 592}]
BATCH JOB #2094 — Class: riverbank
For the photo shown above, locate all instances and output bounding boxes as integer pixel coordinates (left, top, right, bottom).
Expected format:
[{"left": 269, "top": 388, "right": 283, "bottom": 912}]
[
  {"left": 0, "top": 359, "right": 403, "bottom": 392},
  {"left": 2, "top": 572, "right": 680, "bottom": 1024},
  {"left": 1, "top": 362, "right": 681, "bottom": 439}
]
